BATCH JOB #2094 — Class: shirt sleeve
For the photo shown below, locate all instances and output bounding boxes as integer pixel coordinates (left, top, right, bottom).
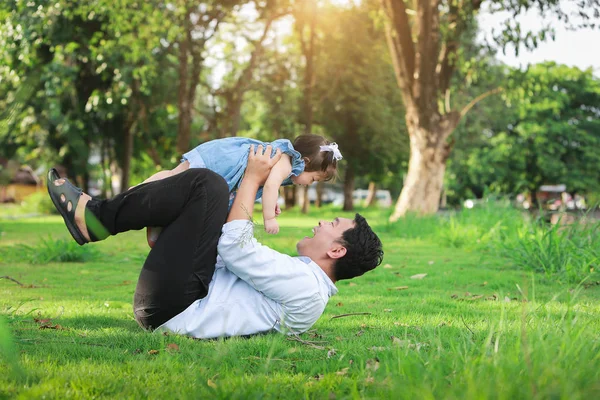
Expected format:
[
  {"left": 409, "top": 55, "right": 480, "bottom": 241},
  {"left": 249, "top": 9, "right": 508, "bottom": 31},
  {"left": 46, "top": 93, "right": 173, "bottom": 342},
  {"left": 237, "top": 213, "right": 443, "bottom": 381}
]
[{"left": 217, "top": 220, "right": 326, "bottom": 330}]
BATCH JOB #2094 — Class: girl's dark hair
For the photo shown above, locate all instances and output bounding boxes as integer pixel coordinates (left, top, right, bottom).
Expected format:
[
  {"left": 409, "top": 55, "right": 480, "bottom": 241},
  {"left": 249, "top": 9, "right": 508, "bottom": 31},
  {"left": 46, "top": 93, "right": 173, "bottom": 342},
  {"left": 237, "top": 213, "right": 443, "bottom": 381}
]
[{"left": 292, "top": 134, "right": 338, "bottom": 180}]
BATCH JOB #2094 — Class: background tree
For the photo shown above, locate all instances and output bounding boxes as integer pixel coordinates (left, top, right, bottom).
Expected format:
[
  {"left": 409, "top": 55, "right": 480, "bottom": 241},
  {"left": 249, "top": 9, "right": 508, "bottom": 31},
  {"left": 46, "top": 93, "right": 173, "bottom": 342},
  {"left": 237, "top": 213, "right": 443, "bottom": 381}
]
[
  {"left": 457, "top": 63, "right": 600, "bottom": 203},
  {"left": 380, "top": 0, "right": 600, "bottom": 221},
  {"left": 315, "top": 2, "right": 407, "bottom": 211}
]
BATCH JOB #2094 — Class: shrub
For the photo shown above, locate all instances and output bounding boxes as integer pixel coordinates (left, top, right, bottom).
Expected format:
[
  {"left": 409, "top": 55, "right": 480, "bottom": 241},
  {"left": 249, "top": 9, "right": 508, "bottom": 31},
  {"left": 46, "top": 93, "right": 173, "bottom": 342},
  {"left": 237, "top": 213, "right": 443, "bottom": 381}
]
[
  {"left": 3, "top": 236, "right": 99, "bottom": 264},
  {"left": 20, "top": 191, "right": 57, "bottom": 215},
  {"left": 494, "top": 217, "right": 600, "bottom": 282}
]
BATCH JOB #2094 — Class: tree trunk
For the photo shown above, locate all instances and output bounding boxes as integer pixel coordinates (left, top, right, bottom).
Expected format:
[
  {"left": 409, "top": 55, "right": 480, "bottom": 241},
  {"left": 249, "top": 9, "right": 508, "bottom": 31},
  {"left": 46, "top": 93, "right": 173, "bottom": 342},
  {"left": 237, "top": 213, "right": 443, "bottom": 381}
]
[
  {"left": 315, "top": 181, "right": 324, "bottom": 207},
  {"left": 298, "top": 0, "right": 317, "bottom": 134},
  {"left": 389, "top": 123, "right": 449, "bottom": 221},
  {"left": 365, "top": 181, "right": 377, "bottom": 207},
  {"left": 176, "top": 29, "right": 191, "bottom": 154},
  {"left": 284, "top": 186, "right": 296, "bottom": 209},
  {"left": 120, "top": 122, "right": 135, "bottom": 193},
  {"left": 301, "top": 185, "right": 310, "bottom": 214},
  {"left": 343, "top": 164, "right": 355, "bottom": 211},
  {"left": 228, "top": 97, "right": 243, "bottom": 137},
  {"left": 101, "top": 137, "right": 111, "bottom": 198}
]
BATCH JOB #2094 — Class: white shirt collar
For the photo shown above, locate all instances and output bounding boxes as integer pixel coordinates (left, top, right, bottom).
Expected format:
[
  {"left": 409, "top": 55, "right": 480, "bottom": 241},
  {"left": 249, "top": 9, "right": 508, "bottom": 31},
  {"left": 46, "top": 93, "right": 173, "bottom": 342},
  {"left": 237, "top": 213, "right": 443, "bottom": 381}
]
[{"left": 298, "top": 256, "right": 338, "bottom": 297}]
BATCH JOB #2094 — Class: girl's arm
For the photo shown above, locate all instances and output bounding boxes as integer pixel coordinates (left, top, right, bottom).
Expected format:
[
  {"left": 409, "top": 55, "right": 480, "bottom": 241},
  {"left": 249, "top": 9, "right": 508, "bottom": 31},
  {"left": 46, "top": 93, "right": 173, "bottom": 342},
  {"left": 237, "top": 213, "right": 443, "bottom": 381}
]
[{"left": 262, "top": 154, "right": 292, "bottom": 221}]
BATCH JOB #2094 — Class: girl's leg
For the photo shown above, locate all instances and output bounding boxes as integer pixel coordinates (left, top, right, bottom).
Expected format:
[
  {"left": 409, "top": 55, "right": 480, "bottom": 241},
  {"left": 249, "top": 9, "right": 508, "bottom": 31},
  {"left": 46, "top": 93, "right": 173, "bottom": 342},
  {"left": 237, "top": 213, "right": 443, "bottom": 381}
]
[{"left": 84, "top": 169, "right": 229, "bottom": 329}]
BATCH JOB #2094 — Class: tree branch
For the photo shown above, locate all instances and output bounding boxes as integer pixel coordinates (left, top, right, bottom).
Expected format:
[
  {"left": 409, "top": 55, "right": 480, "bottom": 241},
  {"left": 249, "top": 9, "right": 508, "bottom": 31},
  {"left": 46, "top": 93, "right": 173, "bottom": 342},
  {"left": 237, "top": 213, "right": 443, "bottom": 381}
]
[
  {"left": 232, "top": 13, "right": 282, "bottom": 95},
  {"left": 459, "top": 87, "right": 503, "bottom": 119},
  {"left": 436, "top": 0, "right": 483, "bottom": 97},
  {"left": 415, "top": 0, "right": 441, "bottom": 108},
  {"left": 381, "top": 0, "right": 417, "bottom": 104}
]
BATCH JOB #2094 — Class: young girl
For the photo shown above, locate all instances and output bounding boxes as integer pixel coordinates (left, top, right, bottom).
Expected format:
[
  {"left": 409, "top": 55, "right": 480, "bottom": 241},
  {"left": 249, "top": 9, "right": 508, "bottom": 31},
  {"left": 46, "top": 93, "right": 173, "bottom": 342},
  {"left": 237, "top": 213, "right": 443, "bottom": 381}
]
[{"left": 142, "top": 134, "right": 342, "bottom": 247}]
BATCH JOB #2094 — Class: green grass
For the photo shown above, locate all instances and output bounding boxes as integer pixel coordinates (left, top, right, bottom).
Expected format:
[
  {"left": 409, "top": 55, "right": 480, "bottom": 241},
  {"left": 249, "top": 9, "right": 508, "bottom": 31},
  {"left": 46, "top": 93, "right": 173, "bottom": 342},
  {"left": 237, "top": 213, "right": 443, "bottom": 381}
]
[{"left": 1, "top": 206, "right": 600, "bottom": 399}]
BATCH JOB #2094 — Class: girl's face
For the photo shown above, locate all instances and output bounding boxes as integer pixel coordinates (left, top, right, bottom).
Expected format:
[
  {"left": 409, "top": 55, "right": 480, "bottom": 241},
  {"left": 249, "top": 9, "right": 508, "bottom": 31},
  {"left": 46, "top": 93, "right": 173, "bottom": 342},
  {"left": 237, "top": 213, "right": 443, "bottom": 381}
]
[{"left": 291, "top": 171, "right": 324, "bottom": 186}]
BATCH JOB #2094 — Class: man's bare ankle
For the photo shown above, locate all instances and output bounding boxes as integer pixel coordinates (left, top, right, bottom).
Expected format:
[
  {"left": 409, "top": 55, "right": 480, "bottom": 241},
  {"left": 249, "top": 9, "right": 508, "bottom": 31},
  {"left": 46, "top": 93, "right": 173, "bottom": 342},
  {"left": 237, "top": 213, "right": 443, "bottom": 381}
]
[{"left": 75, "top": 194, "right": 92, "bottom": 242}]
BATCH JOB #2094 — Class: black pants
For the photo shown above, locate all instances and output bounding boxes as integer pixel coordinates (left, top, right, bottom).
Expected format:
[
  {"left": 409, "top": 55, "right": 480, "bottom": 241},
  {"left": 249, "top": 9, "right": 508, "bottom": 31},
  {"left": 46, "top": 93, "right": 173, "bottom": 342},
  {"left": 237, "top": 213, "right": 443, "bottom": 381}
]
[{"left": 86, "top": 169, "right": 229, "bottom": 330}]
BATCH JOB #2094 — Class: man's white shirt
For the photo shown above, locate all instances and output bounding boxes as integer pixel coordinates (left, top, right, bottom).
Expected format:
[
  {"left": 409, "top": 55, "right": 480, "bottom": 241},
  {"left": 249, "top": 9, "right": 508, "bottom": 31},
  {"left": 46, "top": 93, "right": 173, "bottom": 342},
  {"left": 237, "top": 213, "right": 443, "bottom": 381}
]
[{"left": 158, "top": 220, "right": 338, "bottom": 339}]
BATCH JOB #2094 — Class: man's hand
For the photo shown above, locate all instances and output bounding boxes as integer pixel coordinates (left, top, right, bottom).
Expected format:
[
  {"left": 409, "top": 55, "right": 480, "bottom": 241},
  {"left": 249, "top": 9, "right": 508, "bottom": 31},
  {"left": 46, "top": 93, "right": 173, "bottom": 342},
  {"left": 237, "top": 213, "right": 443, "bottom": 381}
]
[
  {"left": 226, "top": 144, "right": 282, "bottom": 224},
  {"left": 245, "top": 145, "right": 282, "bottom": 186}
]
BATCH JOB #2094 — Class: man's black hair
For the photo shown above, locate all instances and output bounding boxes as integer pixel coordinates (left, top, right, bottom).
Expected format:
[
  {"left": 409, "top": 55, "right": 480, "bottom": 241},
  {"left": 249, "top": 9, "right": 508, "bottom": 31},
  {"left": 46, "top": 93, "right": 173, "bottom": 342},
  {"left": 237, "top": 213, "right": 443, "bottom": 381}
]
[{"left": 333, "top": 213, "right": 383, "bottom": 281}]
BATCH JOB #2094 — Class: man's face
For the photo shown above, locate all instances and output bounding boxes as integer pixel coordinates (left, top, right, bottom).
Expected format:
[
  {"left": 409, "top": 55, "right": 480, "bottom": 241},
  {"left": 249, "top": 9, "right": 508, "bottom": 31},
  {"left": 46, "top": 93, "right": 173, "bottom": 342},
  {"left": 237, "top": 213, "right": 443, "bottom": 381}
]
[{"left": 297, "top": 217, "right": 355, "bottom": 258}]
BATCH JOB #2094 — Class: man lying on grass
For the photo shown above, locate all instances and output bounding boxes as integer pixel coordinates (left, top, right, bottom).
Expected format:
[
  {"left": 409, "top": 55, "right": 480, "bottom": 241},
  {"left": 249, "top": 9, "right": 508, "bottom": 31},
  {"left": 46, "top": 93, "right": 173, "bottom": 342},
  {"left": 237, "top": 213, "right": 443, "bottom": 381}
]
[{"left": 47, "top": 145, "right": 383, "bottom": 339}]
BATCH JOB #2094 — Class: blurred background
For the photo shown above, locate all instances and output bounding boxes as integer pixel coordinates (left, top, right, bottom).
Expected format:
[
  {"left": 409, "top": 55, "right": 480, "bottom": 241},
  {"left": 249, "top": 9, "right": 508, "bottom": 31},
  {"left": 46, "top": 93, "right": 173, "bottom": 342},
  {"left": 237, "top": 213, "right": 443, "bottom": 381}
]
[{"left": 1, "top": 0, "right": 599, "bottom": 220}]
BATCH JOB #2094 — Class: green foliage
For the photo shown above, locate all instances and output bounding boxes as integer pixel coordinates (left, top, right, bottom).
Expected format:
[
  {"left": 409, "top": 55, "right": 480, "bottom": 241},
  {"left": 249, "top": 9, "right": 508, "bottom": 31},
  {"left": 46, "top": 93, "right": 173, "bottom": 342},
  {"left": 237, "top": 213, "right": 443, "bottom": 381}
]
[
  {"left": 19, "top": 191, "right": 58, "bottom": 215},
  {"left": 0, "top": 316, "right": 26, "bottom": 382},
  {"left": 387, "top": 200, "right": 599, "bottom": 282},
  {"left": 496, "top": 218, "right": 600, "bottom": 283},
  {"left": 314, "top": 2, "right": 408, "bottom": 183},
  {"left": 2, "top": 236, "right": 99, "bottom": 264},
  {"left": 448, "top": 63, "right": 600, "bottom": 203}
]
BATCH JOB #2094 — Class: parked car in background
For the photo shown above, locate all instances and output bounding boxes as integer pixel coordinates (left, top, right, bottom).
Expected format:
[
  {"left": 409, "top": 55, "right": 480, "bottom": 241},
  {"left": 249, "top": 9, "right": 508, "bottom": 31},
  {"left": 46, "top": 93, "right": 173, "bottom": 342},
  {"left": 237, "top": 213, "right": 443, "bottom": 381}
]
[{"left": 352, "top": 189, "right": 392, "bottom": 207}]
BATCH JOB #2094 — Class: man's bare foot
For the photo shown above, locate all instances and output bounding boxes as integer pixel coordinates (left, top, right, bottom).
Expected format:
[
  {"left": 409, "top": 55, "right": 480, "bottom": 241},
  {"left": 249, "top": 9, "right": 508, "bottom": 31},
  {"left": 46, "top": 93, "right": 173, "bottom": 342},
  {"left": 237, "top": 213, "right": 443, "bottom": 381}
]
[{"left": 54, "top": 179, "right": 92, "bottom": 242}]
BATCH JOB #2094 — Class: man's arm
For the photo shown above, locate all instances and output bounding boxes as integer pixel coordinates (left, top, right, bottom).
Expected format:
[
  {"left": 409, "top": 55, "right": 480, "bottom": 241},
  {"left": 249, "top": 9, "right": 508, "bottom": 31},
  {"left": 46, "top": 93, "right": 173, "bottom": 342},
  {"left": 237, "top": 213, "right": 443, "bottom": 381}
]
[
  {"left": 219, "top": 145, "right": 325, "bottom": 329},
  {"left": 227, "top": 144, "right": 281, "bottom": 223}
]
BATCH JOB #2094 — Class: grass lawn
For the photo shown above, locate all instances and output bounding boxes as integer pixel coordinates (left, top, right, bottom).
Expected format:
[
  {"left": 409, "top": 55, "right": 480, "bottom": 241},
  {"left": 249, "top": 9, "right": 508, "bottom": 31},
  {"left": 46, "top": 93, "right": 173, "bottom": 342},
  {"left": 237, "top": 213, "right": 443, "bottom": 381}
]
[{"left": 1, "top": 207, "right": 600, "bottom": 399}]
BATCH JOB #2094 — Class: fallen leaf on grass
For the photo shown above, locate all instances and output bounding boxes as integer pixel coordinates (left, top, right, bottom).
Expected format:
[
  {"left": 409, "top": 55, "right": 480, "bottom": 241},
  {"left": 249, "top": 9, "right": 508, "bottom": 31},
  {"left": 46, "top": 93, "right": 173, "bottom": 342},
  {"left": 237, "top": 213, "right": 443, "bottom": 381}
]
[
  {"left": 366, "top": 358, "right": 380, "bottom": 372},
  {"left": 411, "top": 273, "right": 427, "bottom": 280},
  {"left": 504, "top": 296, "right": 511, "bottom": 302},
  {"left": 467, "top": 295, "right": 483, "bottom": 301},
  {"left": 383, "top": 309, "right": 392, "bottom": 312},
  {"left": 39, "top": 324, "right": 65, "bottom": 330},
  {"left": 348, "top": 282, "right": 357, "bottom": 287},
  {"left": 166, "top": 343, "right": 179, "bottom": 352},
  {"left": 450, "top": 294, "right": 458, "bottom": 299},
  {"left": 356, "top": 330, "right": 365, "bottom": 337},
  {"left": 148, "top": 350, "right": 159, "bottom": 355},
  {"left": 485, "top": 294, "right": 498, "bottom": 301},
  {"left": 481, "top": 281, "right": 488, "bottom": 286},
  {"left": 207, "top": 379, "right": 217, "bottom": 389},
  {"left": 583, "top": 281, "right": 600, "bottom": 289},
  {"left": 428, "top": 261, "right": 434, "bottom": 265},
  {"left": 388, "top": 286, "right": 409, "bottom": 291},
  {"left": 335, "top": 367, "right": 349, "bottom": 376},
  {"left": 383, "top": 264, "right": 393, "bottom": 269},
  {"left": 327, "top": 349, "right": 337, "bottom": 359},
  {"left": 391, "top": 336, "right": 428, "bottom": 350},
  {"left": 391, "top": 336, "right": 409, "bottom": 346},
  {"left": 336, "top": 302, "right": 343, "bottom": 307},
  {"left": 365, "top": 377, "right": 375, "bottom": 384}
]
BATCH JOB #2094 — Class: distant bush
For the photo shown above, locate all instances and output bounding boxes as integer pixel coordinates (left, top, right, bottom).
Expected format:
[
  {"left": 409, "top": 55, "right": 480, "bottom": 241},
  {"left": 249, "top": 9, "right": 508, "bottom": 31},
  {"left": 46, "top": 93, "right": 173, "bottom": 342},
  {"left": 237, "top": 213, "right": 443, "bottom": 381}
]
[
  {"left": 2, "top": 236, "right": 98, "bottom": 264},
  {"left": 388, "top": 200, "right": 599, "bottom": 282},
  {"left": 495, "top": 217, "right": 600, "bottom": 283},
  {"left": 20, "top": 191, "right": 57, "bottom": 215}
]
